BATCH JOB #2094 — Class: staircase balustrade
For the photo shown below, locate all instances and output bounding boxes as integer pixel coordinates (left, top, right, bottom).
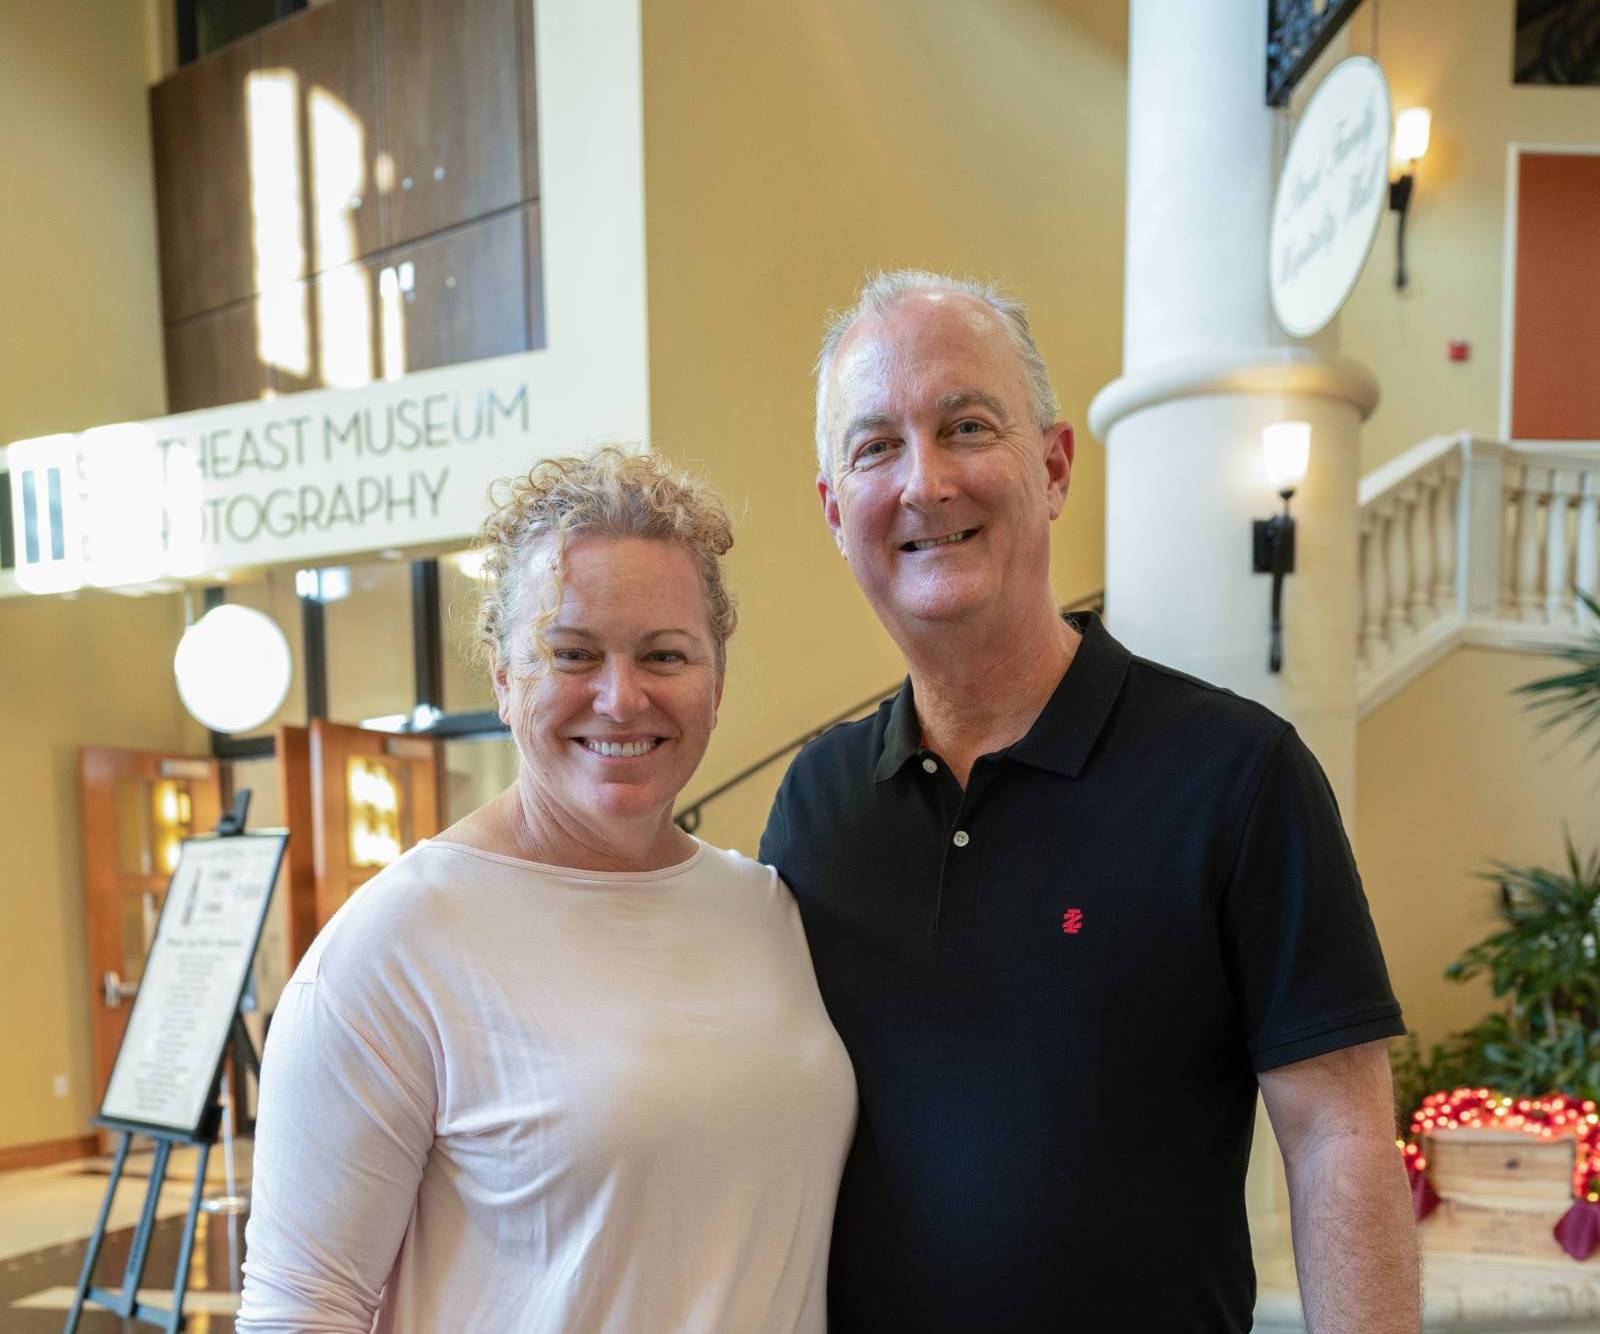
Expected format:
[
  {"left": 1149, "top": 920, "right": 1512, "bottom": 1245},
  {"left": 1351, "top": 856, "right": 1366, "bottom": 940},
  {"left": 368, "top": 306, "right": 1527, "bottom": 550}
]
[{"left": 1358, "top": 434, "right": 1600, "bottom": 717}]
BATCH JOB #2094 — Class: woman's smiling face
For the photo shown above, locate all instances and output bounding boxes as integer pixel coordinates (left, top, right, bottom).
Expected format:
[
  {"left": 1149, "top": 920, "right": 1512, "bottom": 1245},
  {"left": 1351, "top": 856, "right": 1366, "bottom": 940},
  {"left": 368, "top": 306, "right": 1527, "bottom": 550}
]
[{"left": 494, "top": 533, "right": 723, "bottom": 838}]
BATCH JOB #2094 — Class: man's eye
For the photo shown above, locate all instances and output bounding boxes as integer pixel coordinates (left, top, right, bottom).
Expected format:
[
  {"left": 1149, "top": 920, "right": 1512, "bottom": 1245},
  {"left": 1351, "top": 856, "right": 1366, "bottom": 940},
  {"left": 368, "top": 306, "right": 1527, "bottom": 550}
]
[
  {"left": 646, "top": 651, "right": 685, "bottom": 665},
  {"left": 951, "top": 419, "right": 990, "bottom": 436},
  {"left": 854, "top": 439, "right": 896, "bottom": 467}
]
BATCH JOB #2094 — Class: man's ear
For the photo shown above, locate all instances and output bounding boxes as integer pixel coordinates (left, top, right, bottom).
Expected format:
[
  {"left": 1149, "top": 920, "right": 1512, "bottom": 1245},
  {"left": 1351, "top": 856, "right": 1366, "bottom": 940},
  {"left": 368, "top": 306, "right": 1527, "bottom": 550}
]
[
  {"left": 818, "top": 474, "right": 847, "bottom": 557},
  {"left": 1043, "top": 422, "right": 1075, "bottom": 519},
  {"left": 492, "top": 665, "right": 511, "bottom": 724}
]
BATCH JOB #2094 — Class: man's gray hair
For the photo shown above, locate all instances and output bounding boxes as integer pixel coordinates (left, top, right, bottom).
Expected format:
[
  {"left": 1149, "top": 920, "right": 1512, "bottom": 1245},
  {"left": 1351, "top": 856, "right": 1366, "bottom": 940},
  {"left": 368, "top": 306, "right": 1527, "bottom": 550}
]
[{"left": 812, "top": 269, "right": 1060, "bottom": 482}]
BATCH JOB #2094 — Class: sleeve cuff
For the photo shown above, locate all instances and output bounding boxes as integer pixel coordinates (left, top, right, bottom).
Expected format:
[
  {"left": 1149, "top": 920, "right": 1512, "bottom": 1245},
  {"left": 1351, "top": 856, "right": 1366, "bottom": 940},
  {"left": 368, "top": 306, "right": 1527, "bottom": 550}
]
[{"left": 1250, "top": 1007, "right": 1407, "bottom": 1072}]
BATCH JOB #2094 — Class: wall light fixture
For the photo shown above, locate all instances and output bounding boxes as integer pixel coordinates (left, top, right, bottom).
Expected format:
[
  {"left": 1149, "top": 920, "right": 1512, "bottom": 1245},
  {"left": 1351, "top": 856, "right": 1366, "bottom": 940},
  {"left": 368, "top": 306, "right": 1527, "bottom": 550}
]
[
  {"left": 1253, "top": 422, "right": 1311, "bottom": 674},
  {"left": 1388, "top": 107, "right": 1432, "bottom": 289}
]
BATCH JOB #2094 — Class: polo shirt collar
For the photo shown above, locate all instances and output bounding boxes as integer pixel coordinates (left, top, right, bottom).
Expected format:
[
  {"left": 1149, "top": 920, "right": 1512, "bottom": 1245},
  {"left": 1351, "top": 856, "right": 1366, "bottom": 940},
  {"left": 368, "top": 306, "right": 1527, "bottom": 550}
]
[{"left": 872, "top": 612, "right": 1131, "bottom": 783}]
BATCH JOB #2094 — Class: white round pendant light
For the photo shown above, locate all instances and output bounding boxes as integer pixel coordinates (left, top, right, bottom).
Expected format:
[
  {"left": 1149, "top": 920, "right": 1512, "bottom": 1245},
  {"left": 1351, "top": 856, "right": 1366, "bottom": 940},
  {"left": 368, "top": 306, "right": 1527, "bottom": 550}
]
[{"left": 173, "top": 605, "right": 292, "bottom": 733}]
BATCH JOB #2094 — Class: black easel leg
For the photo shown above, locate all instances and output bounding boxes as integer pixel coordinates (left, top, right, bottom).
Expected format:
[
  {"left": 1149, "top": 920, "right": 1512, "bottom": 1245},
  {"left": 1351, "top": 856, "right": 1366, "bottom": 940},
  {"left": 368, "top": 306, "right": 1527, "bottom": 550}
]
[
  {"left": 115, "top": 1138, "right": 172, "bottom": 1314},
  {"left": 65, "top": 1133, "right": 130, "bottom": 1332},
  {"left": 161, "top": 1141, "right": 212, "bottom": 1333}
]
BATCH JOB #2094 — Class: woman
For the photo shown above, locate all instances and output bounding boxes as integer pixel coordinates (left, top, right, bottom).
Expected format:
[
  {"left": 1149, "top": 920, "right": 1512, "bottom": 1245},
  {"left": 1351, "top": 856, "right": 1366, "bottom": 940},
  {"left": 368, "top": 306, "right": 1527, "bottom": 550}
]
[{"left": 238, "top": 448, "right": 856, "bottom": 1333}]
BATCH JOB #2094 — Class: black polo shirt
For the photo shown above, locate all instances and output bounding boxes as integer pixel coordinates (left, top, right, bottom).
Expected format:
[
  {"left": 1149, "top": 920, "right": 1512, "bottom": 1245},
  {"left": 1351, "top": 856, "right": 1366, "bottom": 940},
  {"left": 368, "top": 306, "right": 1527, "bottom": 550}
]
[{"left": 760, "top": 613, "right": 1403, "bottom": 1333}]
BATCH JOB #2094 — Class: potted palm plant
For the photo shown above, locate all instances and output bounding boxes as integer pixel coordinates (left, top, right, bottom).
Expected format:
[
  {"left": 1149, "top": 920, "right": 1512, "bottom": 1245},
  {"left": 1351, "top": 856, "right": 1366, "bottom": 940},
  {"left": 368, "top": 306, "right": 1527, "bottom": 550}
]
[{"left": 1392, "top": 593, "right": 1600, "bottom": 1263}]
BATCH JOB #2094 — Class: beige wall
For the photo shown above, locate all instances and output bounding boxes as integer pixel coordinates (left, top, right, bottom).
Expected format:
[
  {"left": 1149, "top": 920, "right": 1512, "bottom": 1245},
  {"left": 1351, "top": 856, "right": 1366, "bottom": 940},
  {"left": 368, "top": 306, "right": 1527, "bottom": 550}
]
[
  {"left": 0, "top": 592, "right": 205, "bottom": 1147},
  {"left": 1357, "top": 646, "right": 1600, "bottom": 1047},
  {"left": 0, "top": 1, "right": 167, "bottom": 444},
  {"left": 0, "top": 0, "right": 193, "bottom": 1149},
  {"left": 642, "top": 0, "right": 1128, "bottom": 854},
  {"left": 1338, "top": 0, "right": 1600, "bottom": 471}
]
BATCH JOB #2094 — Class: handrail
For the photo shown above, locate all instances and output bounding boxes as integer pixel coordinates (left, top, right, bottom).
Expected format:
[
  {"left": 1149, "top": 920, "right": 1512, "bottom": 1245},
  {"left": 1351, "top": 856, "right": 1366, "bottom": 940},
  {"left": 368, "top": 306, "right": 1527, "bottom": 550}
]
[{"left": 673, "top": 589, "right": 1105, "bottom": 833}]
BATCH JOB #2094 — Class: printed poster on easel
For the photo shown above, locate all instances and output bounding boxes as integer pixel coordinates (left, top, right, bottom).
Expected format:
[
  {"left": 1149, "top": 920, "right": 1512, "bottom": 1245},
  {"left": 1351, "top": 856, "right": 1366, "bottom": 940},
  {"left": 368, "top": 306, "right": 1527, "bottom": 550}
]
[{"left": 97, "top": 831, "right": 287, "bottom": 1142}]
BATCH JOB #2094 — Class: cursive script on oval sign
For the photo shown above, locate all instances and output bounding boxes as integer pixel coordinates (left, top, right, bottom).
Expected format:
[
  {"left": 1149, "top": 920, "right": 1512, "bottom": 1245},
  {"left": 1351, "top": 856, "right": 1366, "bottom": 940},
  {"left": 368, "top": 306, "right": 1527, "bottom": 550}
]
[{"left": 1269, "top": 56, "right": 1392, "bottom": 338}]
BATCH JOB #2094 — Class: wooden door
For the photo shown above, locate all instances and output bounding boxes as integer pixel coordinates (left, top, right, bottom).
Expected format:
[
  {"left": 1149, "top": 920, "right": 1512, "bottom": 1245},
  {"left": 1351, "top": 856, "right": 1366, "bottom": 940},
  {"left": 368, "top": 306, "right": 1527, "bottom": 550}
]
[
  {"left": 80, "top": 748, "right": 224, "bottom": 1114},
  {"left": 309, "top": 721, "right": 441, "bottom": 927},
  {"left": 275, "top": 724, "right": 320, "bottom": 967},
  {"left": 379, "top": 209, "right": 528, "bottom": 377},
  {"left": 149, "top": 39, "right": 258, "bottom": 322},
  {"left": 380, "top": 0, "right": 522, "bottom": 246}
]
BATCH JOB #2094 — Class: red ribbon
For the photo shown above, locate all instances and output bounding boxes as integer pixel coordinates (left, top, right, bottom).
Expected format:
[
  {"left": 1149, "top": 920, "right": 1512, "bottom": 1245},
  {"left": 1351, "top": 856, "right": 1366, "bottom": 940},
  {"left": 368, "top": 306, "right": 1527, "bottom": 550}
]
[
  {"left": 1411, "top": 1169, "right": 1441, "bottom": 1222},
  {"left": 1554, "top": 1200, "right": 1600, "bottom": 1261}
]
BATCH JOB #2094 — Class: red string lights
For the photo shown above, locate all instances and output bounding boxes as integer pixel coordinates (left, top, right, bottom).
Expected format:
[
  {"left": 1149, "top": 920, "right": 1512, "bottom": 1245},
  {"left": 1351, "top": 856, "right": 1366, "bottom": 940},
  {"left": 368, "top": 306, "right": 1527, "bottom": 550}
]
[{"left": 1400, "top": 1088, "right": 1600, "bottom": 1260}]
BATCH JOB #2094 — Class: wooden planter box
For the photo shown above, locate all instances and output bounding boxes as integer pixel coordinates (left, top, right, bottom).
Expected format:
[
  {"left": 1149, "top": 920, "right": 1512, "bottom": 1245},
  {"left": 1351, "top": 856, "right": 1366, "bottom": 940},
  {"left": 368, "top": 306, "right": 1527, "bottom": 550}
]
[{"left": 1421, "top": 1128, "right": 1592, "bottom": 1266}]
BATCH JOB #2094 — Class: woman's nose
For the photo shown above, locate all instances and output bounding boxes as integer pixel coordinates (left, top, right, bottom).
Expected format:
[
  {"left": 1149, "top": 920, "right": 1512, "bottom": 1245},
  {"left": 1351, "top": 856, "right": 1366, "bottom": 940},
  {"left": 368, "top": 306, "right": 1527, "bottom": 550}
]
[{"left": 592, "top": 657, "right": 646, "bottom": 719}]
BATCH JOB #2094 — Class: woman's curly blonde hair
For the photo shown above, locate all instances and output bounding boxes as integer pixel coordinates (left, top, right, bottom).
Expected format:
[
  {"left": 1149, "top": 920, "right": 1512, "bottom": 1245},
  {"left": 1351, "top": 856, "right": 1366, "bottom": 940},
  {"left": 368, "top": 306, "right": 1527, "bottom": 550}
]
[{"left": 472, "top": 446, "right": 737, "bottom": 678}]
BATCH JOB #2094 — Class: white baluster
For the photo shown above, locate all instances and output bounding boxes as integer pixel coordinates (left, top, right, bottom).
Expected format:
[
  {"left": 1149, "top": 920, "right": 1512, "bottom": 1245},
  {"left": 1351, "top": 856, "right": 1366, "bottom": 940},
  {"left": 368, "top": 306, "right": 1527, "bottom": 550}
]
[
  {"left": 1385, "top": 494, "right": 1413, "bottom": 645},
  {"left": 1408, "top": 474, "right": 1436, "bottom": 628},
  {"left": 1546, "top": 470, "right": 1574, "bottom": 626},
  {"left": 1431, "top": 464, "right": 1458, "bottom": 615},
  {"left": 1576, "top": 469, "right": 1599, "bottom": 632},
  {"left": 1501, "top": 480, "right": 1518, "bottom": 617},
  {"left": 1516, "top": 467, "right": 1544, "bottom": 622},
  {"left": 1360, "top": 518, "right": 1384, "bottom": 664}
]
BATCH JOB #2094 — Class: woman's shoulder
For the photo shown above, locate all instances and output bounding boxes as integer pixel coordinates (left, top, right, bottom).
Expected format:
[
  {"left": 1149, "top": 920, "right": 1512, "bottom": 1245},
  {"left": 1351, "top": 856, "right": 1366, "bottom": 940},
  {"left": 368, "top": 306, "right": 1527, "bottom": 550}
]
[
  {"left": 688, "top": 840, "right": 798, "bottom": 906},
  {"left": 295, "top": 840, "right": 509, "bottom": 983}
]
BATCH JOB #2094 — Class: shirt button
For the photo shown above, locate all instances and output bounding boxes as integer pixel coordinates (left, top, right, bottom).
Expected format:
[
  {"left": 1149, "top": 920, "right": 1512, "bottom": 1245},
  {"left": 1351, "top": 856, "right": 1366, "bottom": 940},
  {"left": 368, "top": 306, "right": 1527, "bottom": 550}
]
[
  {"left": 952, "top": 830, "right": 970, "bottom": 848},
  {"left": 921, "top": 757, "right": 938, "bottom": 774}
]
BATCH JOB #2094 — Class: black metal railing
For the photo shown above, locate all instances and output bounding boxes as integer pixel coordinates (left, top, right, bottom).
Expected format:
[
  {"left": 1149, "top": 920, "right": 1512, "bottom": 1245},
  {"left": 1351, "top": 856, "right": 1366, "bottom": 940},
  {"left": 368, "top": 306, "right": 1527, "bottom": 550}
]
[{"left": 673, "top": 590, "right": 1104, "bottom": 833}]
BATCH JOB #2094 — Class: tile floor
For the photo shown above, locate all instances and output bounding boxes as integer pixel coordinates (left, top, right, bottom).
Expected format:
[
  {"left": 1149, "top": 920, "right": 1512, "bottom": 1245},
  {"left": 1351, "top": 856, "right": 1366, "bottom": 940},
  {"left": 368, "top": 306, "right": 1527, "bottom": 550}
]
[{"left": 1, "top": 1142, "right": 251, "bottom": 1331}]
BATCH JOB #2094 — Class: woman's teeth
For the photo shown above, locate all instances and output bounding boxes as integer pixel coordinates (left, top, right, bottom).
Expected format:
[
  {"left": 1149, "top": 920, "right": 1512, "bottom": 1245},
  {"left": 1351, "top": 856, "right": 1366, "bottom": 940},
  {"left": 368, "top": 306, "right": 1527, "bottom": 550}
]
[{"left": 581, "top": 738, "right": 660, "bottom": 758}]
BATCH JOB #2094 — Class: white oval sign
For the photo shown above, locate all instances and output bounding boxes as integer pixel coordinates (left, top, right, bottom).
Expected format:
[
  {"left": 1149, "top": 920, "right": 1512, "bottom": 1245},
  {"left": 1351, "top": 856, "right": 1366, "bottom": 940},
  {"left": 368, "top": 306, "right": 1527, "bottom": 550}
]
[{"left": 1269, "top": 56, "right": 1392, "bottom": 338}]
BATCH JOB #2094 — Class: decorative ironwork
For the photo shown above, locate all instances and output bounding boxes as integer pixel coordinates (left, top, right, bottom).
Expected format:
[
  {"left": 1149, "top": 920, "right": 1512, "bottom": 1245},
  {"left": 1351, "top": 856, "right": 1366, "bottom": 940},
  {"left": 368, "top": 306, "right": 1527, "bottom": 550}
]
[
  {"left": 1267, "top": 0, "right": 1367, "bottom": 107},
  {"left": 1516, "top": 0, "right": 1600, "bottom": 85}
]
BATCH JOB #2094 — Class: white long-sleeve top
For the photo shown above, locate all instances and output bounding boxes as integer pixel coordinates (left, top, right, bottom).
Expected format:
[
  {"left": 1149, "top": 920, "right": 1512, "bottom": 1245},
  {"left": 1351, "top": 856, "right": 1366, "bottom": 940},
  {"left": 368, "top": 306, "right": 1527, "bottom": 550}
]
[{"left": 237, "top": 838, "right": 856, "bottom": 1334}]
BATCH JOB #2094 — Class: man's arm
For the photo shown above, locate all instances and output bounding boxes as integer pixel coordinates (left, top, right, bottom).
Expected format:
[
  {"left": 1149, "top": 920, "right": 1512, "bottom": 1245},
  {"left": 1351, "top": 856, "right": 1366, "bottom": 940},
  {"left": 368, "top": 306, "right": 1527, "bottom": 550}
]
[{"left": 1258, "top": 1039, "right": 1421, "bottom": 1334}]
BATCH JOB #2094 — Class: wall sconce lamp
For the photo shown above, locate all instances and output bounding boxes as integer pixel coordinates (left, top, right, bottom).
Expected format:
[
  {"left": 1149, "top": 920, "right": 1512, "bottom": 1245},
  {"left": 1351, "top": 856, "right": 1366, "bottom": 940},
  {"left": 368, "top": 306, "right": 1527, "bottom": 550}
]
[
  {"left": 1388, "top": 107, "right": 1432, "bottom": 289},
  {"left": 1253, "top": 422, "right": 1310, "bottom": 674}
]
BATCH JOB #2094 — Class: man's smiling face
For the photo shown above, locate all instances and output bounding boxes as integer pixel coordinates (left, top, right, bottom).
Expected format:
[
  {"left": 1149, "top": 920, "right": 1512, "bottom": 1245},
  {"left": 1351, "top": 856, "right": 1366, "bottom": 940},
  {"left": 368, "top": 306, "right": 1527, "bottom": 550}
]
[{"left": 818, "top": 291, "right": 1072, "bottom": 638}]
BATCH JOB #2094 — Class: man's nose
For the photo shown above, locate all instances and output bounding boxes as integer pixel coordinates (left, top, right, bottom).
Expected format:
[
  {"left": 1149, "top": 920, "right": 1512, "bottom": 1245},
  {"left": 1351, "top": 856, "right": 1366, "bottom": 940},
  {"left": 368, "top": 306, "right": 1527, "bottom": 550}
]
[
  {"left": 592, "top": 657, "right": 646, "bottom": 719},
  {"left": 899, "top": 434, "right": 956, "bottom": 510}
]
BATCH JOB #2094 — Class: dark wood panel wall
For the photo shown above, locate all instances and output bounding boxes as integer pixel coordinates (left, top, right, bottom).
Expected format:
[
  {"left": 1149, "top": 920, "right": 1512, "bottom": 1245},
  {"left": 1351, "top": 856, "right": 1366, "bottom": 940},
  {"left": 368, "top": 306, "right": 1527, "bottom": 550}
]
[{"left": 151, "top": 0, "right": 545, "bottom": 414}]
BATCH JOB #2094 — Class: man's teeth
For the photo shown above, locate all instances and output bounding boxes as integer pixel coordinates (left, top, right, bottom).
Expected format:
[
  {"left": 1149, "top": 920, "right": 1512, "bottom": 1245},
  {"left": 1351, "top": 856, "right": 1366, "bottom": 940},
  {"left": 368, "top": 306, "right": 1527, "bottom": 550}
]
[
  {"left": 907, "top": 530, "right": 973, "bottom": 551},
  {"left": 582, "top": 739, "right": 660, "bottom": 758}
]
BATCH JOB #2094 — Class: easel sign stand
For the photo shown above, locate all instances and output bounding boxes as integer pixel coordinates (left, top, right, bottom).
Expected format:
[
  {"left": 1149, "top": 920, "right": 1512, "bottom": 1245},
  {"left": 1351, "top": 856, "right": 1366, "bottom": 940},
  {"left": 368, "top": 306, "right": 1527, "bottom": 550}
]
[{"left": 66, "top": 791, "right": 286, "bottom": 1333}]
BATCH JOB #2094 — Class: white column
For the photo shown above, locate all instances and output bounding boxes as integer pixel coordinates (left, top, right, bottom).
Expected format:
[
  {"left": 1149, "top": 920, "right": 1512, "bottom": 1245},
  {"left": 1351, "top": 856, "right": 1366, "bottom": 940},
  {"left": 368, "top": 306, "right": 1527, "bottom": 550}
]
[
  {"left": 1459, "top": 437, "right": 1507, "bottom": 618},
  {"left": 1089, "top": 0, "right": 1371, "bottom": 808},
  {"left": 1431, "top": 465, "right": 1457, "bottom": 616},
  {"left": 1408, "top": 478, "right": 1436, "bottom": 628},
  {"left": 1384, "top": 493, "right": 1413, "bottom": 645},
  {"left": 1360, "top": 519, "right": 1384, "bottom": 664},
  {"left": 1516, "top": 468, "right": 1544, "bottom": 622},
  {"left": 1088, "top": 0, "right": 1376, "bottom": 1238},
  {"left": 1546, "top": 470, "right": 1574, "bottom": 626}
]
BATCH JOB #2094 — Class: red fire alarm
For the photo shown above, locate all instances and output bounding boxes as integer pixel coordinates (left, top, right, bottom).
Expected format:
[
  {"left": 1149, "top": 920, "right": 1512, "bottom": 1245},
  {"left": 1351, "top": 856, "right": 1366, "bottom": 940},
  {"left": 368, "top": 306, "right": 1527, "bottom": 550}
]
[{"left": 1448, "top": 340, "right": 1471, "bottom": 362}]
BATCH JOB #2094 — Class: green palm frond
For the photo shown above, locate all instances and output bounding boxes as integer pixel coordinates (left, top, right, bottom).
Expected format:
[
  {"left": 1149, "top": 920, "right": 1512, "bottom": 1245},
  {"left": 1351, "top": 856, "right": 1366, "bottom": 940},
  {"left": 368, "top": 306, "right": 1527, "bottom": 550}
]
[{"left": 1514, "top": 591, "right": 1600, "bottom": 761}]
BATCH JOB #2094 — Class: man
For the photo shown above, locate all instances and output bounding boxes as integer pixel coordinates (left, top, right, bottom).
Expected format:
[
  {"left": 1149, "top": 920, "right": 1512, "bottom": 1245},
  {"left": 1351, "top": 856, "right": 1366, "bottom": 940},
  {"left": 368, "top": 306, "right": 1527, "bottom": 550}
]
[{"left": 760, "top": 270, "right": 1420, "bottom": 1332}]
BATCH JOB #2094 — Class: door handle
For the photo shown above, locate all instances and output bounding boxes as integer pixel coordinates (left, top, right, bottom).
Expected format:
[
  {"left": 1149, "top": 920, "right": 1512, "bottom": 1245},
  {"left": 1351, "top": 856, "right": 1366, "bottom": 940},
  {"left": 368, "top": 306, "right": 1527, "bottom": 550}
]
[{"left": 102, "top": 971, "right": 138, "bottom": 1009}]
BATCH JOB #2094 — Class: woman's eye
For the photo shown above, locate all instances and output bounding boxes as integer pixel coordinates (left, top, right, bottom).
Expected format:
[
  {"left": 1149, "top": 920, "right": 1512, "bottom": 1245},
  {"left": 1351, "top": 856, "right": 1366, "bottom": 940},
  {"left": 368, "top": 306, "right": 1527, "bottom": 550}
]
[
  {"left": 551, "top": 648, "right": 590, "bottom": 664},
  {"left": 646, "top": 651, "right": 685, "bottom": 665}
]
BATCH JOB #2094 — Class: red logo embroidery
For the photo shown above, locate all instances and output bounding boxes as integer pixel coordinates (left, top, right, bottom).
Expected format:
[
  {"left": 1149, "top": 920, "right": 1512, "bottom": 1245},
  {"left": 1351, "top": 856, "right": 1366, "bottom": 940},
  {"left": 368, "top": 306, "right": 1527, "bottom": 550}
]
[{"left": 1061, "top": 908, "right": 1084, "bottom": 935}]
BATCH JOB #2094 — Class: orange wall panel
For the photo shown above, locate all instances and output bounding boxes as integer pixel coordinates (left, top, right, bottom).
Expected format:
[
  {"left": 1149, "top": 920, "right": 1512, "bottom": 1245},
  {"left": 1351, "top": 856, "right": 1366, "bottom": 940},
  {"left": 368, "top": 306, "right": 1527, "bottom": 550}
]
[{"left": 1512, "top": 152, "right": 1600, "bottom": 441}]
